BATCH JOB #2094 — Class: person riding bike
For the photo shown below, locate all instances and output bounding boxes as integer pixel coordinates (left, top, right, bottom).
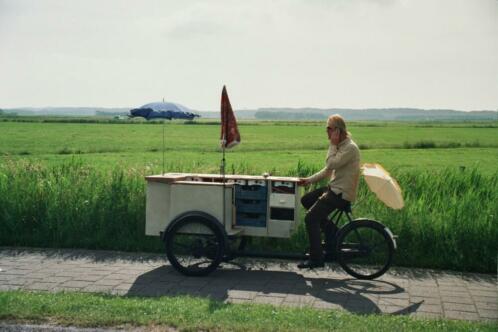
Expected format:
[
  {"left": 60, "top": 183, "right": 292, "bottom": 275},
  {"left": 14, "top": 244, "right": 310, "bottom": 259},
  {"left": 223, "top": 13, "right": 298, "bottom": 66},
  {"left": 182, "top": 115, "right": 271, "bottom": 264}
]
[{"left": 297, "top": 114, "right": 360, "bottom": 269}]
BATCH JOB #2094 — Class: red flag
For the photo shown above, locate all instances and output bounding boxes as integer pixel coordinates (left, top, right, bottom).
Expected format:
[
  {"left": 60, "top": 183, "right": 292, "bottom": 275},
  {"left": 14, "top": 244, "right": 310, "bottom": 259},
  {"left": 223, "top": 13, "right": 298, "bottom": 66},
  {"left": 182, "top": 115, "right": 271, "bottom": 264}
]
[{"left": 220, "top": 85, "right": 240, "bottom": 149}]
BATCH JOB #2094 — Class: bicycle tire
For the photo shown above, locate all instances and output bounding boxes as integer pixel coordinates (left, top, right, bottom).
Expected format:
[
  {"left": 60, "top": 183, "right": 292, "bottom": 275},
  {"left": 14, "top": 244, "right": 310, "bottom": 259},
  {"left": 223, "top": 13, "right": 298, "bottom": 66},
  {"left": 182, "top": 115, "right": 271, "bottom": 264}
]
[
  {"left": 165, "top": 215, "right": 225, "bottom": 277},
  {"left": 336, "top": 219, "right": 394, "bottom": 280}
]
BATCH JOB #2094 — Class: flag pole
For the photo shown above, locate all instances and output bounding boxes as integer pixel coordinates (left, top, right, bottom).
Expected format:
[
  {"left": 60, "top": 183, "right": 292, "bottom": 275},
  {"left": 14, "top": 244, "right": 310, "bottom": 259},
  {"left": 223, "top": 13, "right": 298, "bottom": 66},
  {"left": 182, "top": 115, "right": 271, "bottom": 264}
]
[
  {"left": 221, "top": 142, "right": 226, "bottom": 178},
  {"left": 162, "top": 120, "right": 165, "bottom": 175},
  {"left": 221, "top": 129, "right": 226, "bottom": 230}
]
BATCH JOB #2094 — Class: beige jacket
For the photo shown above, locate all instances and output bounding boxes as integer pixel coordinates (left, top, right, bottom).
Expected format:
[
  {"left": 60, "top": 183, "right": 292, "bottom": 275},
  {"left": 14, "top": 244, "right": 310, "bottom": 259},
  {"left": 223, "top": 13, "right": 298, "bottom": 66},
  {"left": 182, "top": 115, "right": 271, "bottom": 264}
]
[{"left": 305, "top": 137, "right": 361, "bottom": 202}]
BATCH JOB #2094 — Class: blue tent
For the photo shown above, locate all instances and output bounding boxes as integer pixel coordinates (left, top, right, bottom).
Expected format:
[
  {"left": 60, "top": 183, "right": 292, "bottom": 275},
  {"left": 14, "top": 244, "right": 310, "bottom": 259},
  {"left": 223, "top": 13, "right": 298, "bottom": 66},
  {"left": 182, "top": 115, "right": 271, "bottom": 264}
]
[{"left": 129, "top": 102, "right": 200, "bottom": 120}]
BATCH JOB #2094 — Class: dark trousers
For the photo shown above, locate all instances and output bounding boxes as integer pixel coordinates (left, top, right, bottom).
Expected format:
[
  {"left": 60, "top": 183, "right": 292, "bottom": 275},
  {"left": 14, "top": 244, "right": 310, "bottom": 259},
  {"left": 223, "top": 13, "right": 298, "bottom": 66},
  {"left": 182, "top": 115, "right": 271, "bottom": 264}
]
[{"left": 301, "top": 186, "right": 348, "bottom": 261}]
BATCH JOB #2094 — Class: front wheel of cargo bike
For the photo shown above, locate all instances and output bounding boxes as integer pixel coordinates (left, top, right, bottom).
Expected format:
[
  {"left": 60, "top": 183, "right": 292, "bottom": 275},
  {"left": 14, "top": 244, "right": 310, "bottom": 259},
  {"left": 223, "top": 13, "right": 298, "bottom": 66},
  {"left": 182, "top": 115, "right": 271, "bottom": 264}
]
[{"left": 165, "top": 216, "right": 225, "bottom": 277}]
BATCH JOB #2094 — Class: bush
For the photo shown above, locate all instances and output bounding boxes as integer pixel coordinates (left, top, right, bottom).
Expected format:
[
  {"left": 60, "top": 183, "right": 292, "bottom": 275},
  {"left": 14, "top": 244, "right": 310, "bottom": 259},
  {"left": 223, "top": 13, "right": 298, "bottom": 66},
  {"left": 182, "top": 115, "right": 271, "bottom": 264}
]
[{"left": 403, "top": 140, "right": 436, "bottom": 149}]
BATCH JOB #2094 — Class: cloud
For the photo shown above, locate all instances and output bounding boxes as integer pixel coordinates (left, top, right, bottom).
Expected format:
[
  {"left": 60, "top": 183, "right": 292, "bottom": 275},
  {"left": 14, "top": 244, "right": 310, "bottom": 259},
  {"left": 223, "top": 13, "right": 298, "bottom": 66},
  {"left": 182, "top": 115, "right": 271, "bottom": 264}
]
[{"left": 0, "top": 0, "right": 496, "bottom": 110}]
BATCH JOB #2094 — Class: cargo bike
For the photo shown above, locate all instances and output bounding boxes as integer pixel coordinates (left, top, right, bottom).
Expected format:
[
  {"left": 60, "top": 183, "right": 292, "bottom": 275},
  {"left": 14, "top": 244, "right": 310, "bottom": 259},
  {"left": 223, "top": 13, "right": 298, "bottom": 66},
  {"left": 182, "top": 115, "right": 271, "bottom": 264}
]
[{"left": 145, "top": 172, "right": 397, "bottom": 280}]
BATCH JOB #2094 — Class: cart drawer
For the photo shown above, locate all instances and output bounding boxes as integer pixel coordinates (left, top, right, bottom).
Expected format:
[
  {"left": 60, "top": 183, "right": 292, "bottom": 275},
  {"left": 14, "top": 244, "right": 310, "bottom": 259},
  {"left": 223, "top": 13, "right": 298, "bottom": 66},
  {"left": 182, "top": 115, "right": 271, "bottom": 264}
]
[
  {"left": 235, "top": 199, "right": 267, "bottom": 214},
  {"left": 269, "top": 193, "right": 295, "bottom": 209},
  {"left": 236, "top": 212, "right": 266, "bottom": 227},
  {"left": 271, "top": 181, "right": 295, "bottom": 194}
]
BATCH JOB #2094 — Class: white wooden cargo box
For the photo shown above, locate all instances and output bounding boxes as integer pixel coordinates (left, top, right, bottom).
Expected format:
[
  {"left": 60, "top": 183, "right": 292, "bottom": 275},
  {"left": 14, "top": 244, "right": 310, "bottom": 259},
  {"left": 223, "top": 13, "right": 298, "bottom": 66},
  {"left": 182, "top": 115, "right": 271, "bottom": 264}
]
[{"left": 145, "top": 173, "right": 301, "bottom": 239}]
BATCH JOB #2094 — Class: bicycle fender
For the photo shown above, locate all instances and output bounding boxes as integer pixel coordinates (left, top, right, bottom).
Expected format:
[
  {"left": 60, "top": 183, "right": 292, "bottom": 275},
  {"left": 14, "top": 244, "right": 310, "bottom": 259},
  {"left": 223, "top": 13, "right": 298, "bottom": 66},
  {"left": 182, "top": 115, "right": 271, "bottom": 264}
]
[{"left": 163, "top": 210, "right": 228, "bottom": 244}]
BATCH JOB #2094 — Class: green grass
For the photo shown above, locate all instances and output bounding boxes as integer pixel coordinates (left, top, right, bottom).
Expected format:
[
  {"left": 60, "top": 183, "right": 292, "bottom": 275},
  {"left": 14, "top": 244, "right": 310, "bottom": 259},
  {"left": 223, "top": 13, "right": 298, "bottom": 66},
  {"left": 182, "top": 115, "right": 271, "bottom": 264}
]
[
  {"left": 2, "top": 115, "right": 498, "bottom": 128},
  {"left": 0, "top": 160, "right": 152, "bottom": 252},
  {"left": 0, "top": 160, "right": 496, "bottom": 273},
  {"left": 4, "top": 147, "right": 496, "bottom": 175},
  {"left": 0, "top": 291, "right": 495, "bottom": 331},
  {"left": 0, "top": 120, "right": 497, "bottom": 273},
  {"left": 1, "top": 121, "right": 498, "bottom": 155},
  {"left": 1, "top": 121, "right": 498, "bottom": 174}
]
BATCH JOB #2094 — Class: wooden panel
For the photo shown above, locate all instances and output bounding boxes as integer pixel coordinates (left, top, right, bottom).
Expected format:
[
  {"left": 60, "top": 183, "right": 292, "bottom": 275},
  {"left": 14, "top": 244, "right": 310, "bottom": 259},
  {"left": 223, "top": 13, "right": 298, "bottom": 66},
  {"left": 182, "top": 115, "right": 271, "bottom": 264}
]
[
  {"left": 267, "top": 219, "right": 293, "bottom": 238},
  {"left": 145, "top": 182, "right": 171, "bottom": 236},
  {"left": 174, "top": 181, "right": 234, "bottom": 187},
  {"left": 169, "top": 183, "right": 233, "bottom": 231},
  {"left": 145, "top": 172, "right": 300, "bottom": 183},
  {"left": 145, "top": 174, "right": 188, "bottom": 183}
]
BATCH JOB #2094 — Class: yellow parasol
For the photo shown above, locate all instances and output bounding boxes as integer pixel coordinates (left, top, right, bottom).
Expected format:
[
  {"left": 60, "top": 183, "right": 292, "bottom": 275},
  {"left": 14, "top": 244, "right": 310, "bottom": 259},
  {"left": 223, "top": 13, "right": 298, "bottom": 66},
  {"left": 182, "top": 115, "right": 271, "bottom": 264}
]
[{"left": 362, "top": 163, "right": 404, "bottom": 209}]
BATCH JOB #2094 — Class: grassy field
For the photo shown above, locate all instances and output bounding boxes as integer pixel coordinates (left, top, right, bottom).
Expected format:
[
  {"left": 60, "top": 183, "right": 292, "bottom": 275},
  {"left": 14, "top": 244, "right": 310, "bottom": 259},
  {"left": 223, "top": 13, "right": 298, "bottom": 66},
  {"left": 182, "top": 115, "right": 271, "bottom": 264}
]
[
  {"left": 0, "top": 291, "right": 495, "bottom": 331},
  {"left": 0, "top": 119, "right": 497, "bottom": 273},
  {"left": 1, "top": 121, "right": 498, "bottom": 173}
]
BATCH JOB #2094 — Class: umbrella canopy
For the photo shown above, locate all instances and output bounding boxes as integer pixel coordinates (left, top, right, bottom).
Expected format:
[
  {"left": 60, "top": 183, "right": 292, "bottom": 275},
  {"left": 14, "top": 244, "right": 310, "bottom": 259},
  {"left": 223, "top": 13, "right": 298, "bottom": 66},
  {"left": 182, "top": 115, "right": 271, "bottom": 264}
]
[
  {"left": 362, "top": 163, "right": 404, "bottom": 209},
  {"left": 129, "top": 102, "right": 200, "bottom": 120}
]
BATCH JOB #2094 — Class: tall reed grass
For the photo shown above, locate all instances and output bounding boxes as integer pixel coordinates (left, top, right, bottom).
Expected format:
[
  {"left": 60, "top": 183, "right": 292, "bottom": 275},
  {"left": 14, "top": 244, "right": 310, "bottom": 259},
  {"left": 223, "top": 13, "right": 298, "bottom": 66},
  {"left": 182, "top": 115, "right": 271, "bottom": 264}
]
[
  {"left": 0, "top": 160, "right": 496, "bottom": 273},
  {"left": 0, "top": 160, "right": 157, "bottom": 252}
]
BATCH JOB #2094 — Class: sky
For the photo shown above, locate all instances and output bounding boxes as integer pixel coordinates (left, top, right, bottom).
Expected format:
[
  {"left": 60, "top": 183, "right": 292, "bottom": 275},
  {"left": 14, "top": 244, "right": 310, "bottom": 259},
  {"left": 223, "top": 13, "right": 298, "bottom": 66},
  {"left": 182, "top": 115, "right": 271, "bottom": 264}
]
[{"left": 1, "top": 0, "right": 497, "bottom": 111}]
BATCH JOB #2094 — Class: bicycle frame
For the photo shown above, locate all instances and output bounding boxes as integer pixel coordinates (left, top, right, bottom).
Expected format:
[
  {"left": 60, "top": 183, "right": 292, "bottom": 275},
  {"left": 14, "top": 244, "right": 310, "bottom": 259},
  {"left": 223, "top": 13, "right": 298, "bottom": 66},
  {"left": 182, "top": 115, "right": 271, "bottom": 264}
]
[
  {"left": 330, "top": 208, "right": 354, "bottom": 228},
  {"left": 330, "top": 208, "right": 371, "bottom": 255}
]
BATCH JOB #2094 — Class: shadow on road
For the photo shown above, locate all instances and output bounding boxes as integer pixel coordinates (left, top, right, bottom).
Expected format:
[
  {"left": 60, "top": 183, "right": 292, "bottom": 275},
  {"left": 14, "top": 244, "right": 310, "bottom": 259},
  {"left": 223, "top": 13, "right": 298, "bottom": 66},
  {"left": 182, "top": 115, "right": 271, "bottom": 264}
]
[{"left": 126, "top": 264, "right": 422, "bottom": 316}]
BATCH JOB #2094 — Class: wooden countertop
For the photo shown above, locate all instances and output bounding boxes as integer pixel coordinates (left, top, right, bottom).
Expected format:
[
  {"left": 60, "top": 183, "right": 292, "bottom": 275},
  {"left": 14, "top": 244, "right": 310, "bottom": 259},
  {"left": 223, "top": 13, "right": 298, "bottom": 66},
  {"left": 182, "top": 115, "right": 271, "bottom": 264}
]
[{"left": 145, "top": 173, "right": 300, "bottom": 184}]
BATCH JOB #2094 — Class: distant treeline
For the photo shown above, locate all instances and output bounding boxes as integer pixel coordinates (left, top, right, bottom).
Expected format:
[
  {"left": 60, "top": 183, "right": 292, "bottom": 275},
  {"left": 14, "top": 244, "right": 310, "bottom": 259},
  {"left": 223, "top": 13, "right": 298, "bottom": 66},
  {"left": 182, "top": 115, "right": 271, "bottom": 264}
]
[
  {"left": 0, "top": 107, "right": 129, "bottom": 117},
  {"left": 95, "top": 111, "right": 128, "bottom": 117},
  {"left": 2, "top": 106, "right": 498, "bottom": 121},
  {"left": 255, "top": 111, "right": 327, "bottom": 120},
  {"left": 255, "top": 108, "right": 498, "bottom": 121}
]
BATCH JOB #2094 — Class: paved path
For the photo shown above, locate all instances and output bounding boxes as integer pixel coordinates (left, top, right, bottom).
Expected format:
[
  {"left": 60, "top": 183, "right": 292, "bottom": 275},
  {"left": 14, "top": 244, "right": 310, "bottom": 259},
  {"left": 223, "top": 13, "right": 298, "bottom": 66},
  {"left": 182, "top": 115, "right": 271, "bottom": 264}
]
[{"left": 0, "top": 248, "right": 496, "bottom": 322}]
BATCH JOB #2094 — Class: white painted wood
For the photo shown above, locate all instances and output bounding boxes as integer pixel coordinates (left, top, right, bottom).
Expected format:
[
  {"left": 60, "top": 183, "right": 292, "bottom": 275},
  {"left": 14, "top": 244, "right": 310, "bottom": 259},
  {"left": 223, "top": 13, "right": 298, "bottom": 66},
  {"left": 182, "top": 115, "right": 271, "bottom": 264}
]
[
  {"left": 169, "top": 182, "right": 233, "bottom": 231},
  {"left": 146, "top": 173, "right": 300, "bottom": 183},
  {"left": 267, "top": 219, "right": 293, "bottom": 238}
]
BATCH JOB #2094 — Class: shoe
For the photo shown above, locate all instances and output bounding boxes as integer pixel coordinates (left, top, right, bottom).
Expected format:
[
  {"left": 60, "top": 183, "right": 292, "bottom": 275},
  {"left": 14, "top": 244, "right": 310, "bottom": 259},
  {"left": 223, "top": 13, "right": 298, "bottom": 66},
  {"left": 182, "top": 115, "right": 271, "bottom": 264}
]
[
  {"left": 324, "top": 249, "right": 335, "bottom": 261},
  {"left": 304, "top": 249, "right": 335, "bottom": 261},
  {"left": 297, "top": 259, "right": 325, "bottom": 269}
]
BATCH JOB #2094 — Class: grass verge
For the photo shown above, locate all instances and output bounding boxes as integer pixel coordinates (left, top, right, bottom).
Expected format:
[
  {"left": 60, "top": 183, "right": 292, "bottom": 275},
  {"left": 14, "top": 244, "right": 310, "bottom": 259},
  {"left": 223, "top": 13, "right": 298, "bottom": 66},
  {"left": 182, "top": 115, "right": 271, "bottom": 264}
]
[{"left": 0, "top": 291, "right": 495, "bottom": 331}]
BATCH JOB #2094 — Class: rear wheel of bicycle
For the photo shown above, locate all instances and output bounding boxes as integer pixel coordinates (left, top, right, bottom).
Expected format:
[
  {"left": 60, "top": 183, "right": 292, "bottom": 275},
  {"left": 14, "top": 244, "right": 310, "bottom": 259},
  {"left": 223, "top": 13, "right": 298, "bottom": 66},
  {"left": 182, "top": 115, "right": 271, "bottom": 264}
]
[
  {"left": 336, "top": 220, "right": 394, "bottom": 280},
  {"left": 165, "top": 216, "right": 225, "bottom": 276}
]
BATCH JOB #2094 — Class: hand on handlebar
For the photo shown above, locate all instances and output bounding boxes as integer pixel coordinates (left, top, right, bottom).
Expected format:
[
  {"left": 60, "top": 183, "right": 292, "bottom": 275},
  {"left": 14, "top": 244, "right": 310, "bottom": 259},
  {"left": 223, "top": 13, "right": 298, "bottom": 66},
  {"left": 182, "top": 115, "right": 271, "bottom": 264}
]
[{"left": 297, "top": 178, "right": 310, "bottom": 186}]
